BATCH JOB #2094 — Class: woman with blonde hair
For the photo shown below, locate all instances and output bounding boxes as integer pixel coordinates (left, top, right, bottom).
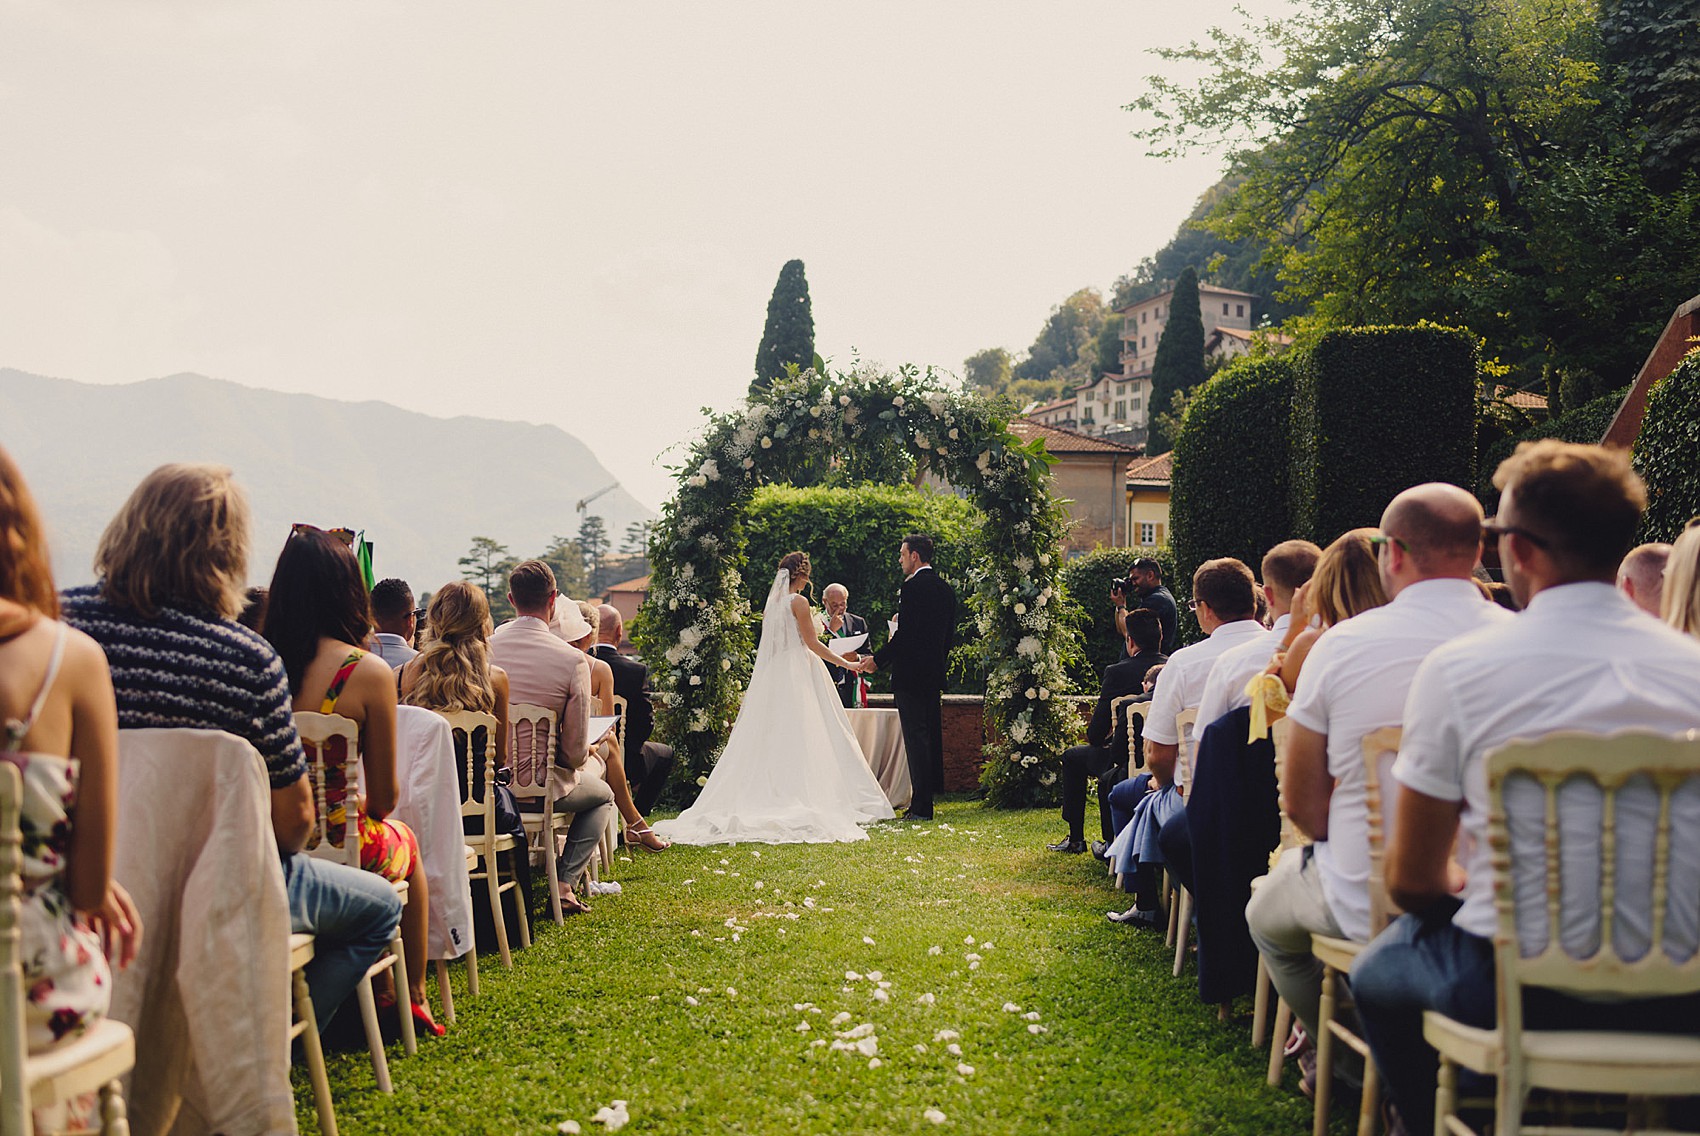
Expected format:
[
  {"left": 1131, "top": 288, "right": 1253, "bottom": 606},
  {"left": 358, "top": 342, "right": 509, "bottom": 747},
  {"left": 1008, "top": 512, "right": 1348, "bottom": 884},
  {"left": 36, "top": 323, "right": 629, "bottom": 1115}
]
[
  {"left": 1661, "top": 518, "right": 1700, "bottom": 638},
  {"left": 263, "top": 526, "right": 441, "bottom": 1036},
  {"left": 0, "top": 445, "right": 138, "bottom": 1057},
  {"left": 1272, "top": 528, "right": 1390, "bottom": 690},
  {"left": 398, "top": 582, "right": 511, "bottom": 747}
]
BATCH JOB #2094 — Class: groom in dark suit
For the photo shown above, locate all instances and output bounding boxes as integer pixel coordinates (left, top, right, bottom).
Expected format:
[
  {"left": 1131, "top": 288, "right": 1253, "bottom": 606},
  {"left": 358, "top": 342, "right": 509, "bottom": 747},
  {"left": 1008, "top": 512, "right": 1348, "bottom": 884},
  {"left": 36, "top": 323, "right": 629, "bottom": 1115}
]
[{"left": 864, "top": 533, "right": 957, "bottom": 820}]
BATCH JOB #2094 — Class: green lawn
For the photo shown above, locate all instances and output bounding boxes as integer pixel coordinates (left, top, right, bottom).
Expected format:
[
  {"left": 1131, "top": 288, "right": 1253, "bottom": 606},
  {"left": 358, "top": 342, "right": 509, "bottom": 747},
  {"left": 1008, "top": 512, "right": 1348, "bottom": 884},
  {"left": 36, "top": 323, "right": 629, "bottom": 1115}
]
[{"left": 298, "top": 800, "right": 1321, "bottom": 1135}]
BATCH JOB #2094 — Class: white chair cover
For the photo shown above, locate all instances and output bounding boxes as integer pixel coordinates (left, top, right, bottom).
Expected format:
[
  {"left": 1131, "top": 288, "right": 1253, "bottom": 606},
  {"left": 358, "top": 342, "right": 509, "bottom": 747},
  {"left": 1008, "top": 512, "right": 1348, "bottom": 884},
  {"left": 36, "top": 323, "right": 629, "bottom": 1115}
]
[
  {"left": 111, "top": 728, "right": 294, "bottom": 1136},
  {"left": 392, "top": 706, "right": 475, "bottom": 959}
]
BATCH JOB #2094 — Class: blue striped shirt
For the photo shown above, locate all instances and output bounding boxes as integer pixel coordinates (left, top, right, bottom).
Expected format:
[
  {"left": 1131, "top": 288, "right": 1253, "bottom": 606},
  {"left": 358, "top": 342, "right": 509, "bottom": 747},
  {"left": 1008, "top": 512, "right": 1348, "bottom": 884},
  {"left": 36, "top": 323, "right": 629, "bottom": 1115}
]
[{"left": 61, "top": 585, "right": 307, "bottom": 790}]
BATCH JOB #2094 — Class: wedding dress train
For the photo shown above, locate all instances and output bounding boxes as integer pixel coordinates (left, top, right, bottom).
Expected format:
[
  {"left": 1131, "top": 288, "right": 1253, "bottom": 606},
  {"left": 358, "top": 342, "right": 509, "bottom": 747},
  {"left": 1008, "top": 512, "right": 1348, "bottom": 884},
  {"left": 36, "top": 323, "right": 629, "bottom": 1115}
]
[{"left": 653, "top": 569, "right": 895, "bottom": 844}]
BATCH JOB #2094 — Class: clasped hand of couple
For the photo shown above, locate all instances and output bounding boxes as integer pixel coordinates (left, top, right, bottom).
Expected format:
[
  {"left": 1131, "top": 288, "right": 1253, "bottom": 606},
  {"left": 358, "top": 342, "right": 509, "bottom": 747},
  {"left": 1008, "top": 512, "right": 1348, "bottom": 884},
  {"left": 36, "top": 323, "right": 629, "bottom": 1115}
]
[{"left": 842, "top": 653, "right": 877, "bottom": 675}]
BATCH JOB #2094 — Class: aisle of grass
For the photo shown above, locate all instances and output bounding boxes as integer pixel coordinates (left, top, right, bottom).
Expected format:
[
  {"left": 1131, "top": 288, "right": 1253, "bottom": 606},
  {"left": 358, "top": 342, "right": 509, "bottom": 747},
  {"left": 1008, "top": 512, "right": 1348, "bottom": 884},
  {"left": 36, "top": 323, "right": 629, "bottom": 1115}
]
[{"left": 298, "top": 799, "right": 1319, "bottom": 1134}]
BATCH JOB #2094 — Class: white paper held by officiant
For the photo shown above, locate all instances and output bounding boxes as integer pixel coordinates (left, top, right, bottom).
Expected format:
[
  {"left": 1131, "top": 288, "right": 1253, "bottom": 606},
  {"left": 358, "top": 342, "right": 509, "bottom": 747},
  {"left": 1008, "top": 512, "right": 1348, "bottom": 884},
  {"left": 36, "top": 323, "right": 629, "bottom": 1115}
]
[{"left": 827, "top": 632, "right": 868, "bottom": 657}]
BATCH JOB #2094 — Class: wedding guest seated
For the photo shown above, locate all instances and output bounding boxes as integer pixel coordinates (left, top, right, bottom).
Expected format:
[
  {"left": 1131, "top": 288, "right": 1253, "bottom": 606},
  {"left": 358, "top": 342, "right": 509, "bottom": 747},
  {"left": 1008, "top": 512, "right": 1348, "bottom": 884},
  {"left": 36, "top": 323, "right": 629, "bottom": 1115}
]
[
  {"left": 1616, "top": 542, "right": 1671, "bottom": 617},
  {"left": 1246, "top": 486, "right": 1506, "bottom": 1090},
  {"left": 1660, "top": 520, "right": 1700, "bottom": 637},
  {"left": 1047, "top": 608, "right": 1165, "bottom": 855},
  {"left": 370, "top": 578, "right": 420, "bottom": 668},
  {"left": 61, "top": 463, "right": 400, "bottom": 1031},
  {"left": 1267, "top": 529, "right": 1390, "bottom": 692},
  {"left": 562, "top": 599, "right": 668, "bottom": 853},
  {"left": 0, "top": 445, "right": 140, "bottom": 1063},
  {"left": 484, "top": 563, "right": 616, "bottom": 913},
  {"left": 1352, "top": 442, "right": 1700, "bottom": 1136},
  {"left": 1191, "top": 540, "right": 1321, "bottom": 731},
  {"left": 821, "top": 583, "right": 869, "bottom": 708},
  {"left": 592, "top": 604, "right": 676, "bottom": 824},
  {"left": 237, "top": 586, "right": 268, "bottom": 632},
  {"left": 263, "top": 527, "right": 442, "bottom": 1036},
  {"left": 1106, "top": 558, "right": 1265, "bottom": 926}
]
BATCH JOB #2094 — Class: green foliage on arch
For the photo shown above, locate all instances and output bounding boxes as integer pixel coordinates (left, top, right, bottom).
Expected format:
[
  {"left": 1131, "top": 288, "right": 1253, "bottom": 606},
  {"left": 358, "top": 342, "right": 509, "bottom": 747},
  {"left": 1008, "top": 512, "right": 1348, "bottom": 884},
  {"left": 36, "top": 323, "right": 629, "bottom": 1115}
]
[{"left": 631, "top": 365, "right": 1079, "bottom": 808}]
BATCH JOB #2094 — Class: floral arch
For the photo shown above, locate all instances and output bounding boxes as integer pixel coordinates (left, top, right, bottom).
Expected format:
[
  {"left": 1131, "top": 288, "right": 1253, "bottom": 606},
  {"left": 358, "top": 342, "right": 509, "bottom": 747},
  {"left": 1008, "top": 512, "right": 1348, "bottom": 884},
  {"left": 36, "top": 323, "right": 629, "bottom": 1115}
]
[{"left": 633, "top": 366, "right": 1077, "bottom": 808}]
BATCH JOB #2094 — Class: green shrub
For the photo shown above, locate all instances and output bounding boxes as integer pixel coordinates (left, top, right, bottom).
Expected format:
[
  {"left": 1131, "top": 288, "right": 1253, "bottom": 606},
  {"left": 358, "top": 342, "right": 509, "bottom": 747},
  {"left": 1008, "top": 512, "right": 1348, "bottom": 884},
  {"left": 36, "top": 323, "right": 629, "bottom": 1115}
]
[
  {"left": 1058, "top": 546, "right": 1177, "bottom": 688},
  {"left": 743, "top": 483, "right": 983, "bottom": 692},
  {"left": 1477, "top": 386, "right": 1627, "bottom": 509},
  {"left": 1634, "top": 348, "right": 1700, "bottom": 541},
  {"left": 1170, "top": 356, "right": 1297, "bottom": 596},
  {"left": 1290, "top": 325, "right": 1478, "bottom": 542}
]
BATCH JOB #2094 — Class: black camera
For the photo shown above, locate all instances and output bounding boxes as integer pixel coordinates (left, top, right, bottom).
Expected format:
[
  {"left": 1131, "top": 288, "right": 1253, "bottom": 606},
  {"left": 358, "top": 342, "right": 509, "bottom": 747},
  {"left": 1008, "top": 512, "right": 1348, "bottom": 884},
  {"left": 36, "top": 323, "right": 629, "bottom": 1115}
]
[{"left": 1110, "top": 574, "right": 1139, "bottom": 600}]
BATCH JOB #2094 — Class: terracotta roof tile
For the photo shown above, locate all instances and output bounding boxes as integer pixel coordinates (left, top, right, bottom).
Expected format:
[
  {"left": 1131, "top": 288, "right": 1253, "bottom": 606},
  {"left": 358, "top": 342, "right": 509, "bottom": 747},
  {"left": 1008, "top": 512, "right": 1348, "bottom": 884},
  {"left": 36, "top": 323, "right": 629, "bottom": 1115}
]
[
  {"left": 1125, "top": 451, "right": 1173, "bottom": 483},
  {"left": 1009, "top": 417, "right": 1140, "bottom": 454}
]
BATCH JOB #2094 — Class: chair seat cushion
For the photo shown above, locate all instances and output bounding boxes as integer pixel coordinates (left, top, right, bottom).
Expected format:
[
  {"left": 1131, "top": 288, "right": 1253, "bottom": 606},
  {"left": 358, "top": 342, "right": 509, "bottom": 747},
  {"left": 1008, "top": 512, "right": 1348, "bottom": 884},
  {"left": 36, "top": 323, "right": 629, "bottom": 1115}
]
[{"left": 28, "top": 1019, "right": 136, "bottom": 1105}]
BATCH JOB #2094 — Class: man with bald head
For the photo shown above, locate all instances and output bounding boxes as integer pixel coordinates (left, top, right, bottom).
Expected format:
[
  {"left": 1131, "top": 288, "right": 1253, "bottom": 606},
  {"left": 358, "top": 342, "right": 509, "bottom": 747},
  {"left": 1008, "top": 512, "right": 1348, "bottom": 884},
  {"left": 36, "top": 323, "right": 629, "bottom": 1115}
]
[
  {"left": 820, "top": 583, "right": 869, "bottom": 709},
  {"left": 1616, "top": 542, "right": 1672, "bottom": 616},
  {"left": 1246, "top": 483, "right": 1511, "bottom": 1086},
  {"left": 588, "top": 604, "right": 676, "bottom": 819}
]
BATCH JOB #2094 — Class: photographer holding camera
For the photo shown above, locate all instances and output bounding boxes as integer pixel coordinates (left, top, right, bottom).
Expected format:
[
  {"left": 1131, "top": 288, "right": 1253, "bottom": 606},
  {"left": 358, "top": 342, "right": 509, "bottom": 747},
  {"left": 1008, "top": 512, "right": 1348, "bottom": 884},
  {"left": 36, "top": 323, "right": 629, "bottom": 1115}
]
[{"left": 1111, "top": 557, "right": 1177, "bottom": 657}]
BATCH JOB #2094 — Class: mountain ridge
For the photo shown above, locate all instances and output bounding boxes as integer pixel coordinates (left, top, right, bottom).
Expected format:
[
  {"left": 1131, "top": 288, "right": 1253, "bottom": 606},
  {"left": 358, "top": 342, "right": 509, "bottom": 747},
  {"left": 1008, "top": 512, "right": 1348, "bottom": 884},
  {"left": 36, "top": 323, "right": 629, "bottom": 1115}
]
[{"left": 0, "top": 368, "right": 654, "bottom": 593}]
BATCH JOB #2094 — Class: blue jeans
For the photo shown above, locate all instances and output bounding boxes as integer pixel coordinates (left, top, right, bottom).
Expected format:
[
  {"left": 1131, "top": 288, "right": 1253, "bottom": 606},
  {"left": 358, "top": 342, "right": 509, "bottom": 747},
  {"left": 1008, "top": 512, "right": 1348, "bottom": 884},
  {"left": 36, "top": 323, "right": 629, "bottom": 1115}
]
[
  {"left": 282, "top": 853, "right": 404, "bottom": 1030},
  {"left": 1351, "top": 908, "right": 1700, "bottom": 1135}
]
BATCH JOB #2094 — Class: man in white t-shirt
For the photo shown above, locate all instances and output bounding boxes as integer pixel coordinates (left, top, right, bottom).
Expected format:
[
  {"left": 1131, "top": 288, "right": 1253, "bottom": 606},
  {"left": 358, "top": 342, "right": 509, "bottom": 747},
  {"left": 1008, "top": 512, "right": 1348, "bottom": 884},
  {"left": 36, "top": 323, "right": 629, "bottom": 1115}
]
[
  {"left": 1192, "top": 540, "right": 1321, "bottom": 732},
  {"left": 1351, "top": 442, "right": 1700, "bottom": 1136},
  {"left": 1106, "top": 557, "right": 1267, "bottom": 925},
  {"left": 1245, "top": 484, "right": 1508, "bottom": 1081}
]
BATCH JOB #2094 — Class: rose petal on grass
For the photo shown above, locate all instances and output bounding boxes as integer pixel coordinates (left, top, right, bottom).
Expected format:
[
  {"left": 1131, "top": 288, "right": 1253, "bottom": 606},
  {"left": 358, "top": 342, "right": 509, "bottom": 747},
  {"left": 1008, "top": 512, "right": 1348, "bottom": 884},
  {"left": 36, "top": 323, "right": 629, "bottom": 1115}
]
[
  {"left": 981, "top": 942, "right": 995, "bottom": 951},
  {"left": 927, "top": 945, "right": 942, "bottom": 956},
  {"left": 946, "top": 1043, "right": 963, "bottom": 1056},
  {"left": 726, "top": 987, "right": 737, "bottom": 998},
  {"left": 845, "top": 970, "right": 862, "bottom": 981},
  {"left": 964, "top": 936, "right": 976, "bottom": 946},
  {"left": 590, "top": 1101, "right": 629, "bottom": 1131},
  {"left": 838, "top": 1023, "right": 875, "bottom": 1039},
  {"left": 867, "top": 970, "right": 883, "bottom": 981},
  {"left": 855, "top": 1036, "right": 879, "bottom": 1057},
  {"left": 924, "top": 1108, "right": 948, "bottom": 1125},
  {"left": 916, "top": 992, "right": 935, "bottom": 1005},
  {"left": 965, "top": 953, "right": 982, "bottom": 963},
  {"left": 862, "top": 936, "right": 876, "bottom": 945},
  {"left": 1023, "top": 1011, "right": 1041, "bottom": 1021},
  {"left": 914, "top": 1043, "right": 929, "bottom": 1053},
  {"left": 956, "top": 1063, "right": 975, "bottom": 1076},
  {"left": 968, "top": 960, "right": 981, "bottom": 970},
  {"left": 872, "top": 989, "right": 890, "bottom": 1002},
  {"left": 1028, "top": 1023, "right": 1048, "bottom": 1034},
  {"left": 876, "top": 980, "right": 892, "bottom": 990},
  {"left": 933, "top": 1029, "right": 959, "bottom": 1042},
  {"left": 810, "top": 1038, "right": 827, "bottom": 1048},
  {"left": 684, "top": 996, "right": 699, "bottom": 1006},
  {"left": 795, "top": 1021, "right": 811, "bottom": 1032},
  {"left": 868, "top": 1057, "right": 883, "bottom": 1069},
  {"left": 559, "top": 1122, "right": 581, "bottom": 1135},
  {"left": 1002, "top": 1002, "right": 1021, "bottom": 1013}
]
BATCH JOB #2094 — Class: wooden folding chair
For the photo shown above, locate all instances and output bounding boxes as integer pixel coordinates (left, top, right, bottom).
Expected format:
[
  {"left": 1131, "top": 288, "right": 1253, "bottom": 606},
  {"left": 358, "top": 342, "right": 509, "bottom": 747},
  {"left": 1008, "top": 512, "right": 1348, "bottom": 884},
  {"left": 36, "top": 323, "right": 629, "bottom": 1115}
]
[
  {"left": 508, "top": 703, "right": 569, "bottom": 924},
  {"left": 0, "top": 762, "right": 136, "bottom": 1136},
  {"left": 293, "top": 710, "right": 416, "bottom": 1085},
  {"left": 437, "top": 710, "right": 529, "bottom": 968},
  {"left": 1425, "top": 731, "right": 1700, "bottom": 1136}
]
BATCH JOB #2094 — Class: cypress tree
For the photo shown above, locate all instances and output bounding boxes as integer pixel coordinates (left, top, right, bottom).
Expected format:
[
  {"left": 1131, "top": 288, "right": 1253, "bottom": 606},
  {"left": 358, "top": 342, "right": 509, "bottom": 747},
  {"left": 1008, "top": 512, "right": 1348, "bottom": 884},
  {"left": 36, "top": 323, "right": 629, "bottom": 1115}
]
[
  {"left": 752, "top": 259, "right": 816, "bottom": 397},
  {"left": 1146, "top": 265, "right": 1206, "bottom": 454}
]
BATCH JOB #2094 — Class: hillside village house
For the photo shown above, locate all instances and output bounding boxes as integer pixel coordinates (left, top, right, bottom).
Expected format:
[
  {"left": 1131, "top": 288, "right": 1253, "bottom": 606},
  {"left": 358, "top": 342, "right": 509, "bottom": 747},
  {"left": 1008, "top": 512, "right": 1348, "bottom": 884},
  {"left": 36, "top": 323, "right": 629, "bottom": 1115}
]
[
  {"left": 1007, "top": 418, "right": 1140, "bottom": 553},
  {"left": 1124, "top": 450, "right": 1173, "bottom": 549}
]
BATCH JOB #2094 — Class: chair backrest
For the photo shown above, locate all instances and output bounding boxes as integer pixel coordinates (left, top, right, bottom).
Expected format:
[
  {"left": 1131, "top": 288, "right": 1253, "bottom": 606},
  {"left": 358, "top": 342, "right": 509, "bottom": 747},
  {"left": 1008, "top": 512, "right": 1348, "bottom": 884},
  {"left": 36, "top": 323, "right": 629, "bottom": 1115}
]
[
  {"left": 1484, "top": 731, "right": 1700, "bottom": 1040},
  {"left": 1121, "top": 701, "right": 1148, "bottom": 775},
  {"left": 0, "top": 761, "right": 27, "bottom": 1135},
  {"left": 1270, "top": 717, "right": 1309, "bottom": 853},
  {"left": 611, "top": 694, "right": 629, "bottom": 760},
  {"left": 1175, "top": 707, "right": 1200, "bottom": 790},
  {"left": 436, "top": 709, "right": 501, "bottom": 828},
  {"left": 507, "top": 703, "right": 557, "bottom": 803},
  {"left": 1360, "top": 726, "right": 1402, "bottom": 933},
  {"left": 293, "top": 710, "right": 363, "bottom": 867}
]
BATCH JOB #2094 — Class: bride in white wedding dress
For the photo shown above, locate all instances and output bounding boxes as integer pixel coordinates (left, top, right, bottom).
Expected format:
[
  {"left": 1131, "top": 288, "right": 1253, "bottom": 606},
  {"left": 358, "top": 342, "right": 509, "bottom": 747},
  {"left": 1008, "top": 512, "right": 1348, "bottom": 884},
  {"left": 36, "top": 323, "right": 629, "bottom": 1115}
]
[{"left": 654, "top": 551, "right": 895, "bottom": 844}]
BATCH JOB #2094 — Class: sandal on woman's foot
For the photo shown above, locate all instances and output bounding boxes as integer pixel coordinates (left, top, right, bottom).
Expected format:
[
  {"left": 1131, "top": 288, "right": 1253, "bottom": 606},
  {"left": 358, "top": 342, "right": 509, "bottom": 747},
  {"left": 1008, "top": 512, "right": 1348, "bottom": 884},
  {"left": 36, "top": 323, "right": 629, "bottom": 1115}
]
[
  {"left": 625, "top": 822, "right": 670, "bottom": 852},
  {"left": 411, "top": 1002, "right": 447, "bottom": 1038},
  {"left": 557, "top": 886, "right": 591, "bottom": 915}
]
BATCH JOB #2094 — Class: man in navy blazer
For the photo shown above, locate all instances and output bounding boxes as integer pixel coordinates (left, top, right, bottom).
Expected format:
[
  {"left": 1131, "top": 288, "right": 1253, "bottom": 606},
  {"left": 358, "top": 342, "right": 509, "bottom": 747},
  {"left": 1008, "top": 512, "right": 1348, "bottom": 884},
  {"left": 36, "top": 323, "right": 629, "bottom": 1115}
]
[{"left": 865, "top": 534, "right": 957, "bottom": 819}]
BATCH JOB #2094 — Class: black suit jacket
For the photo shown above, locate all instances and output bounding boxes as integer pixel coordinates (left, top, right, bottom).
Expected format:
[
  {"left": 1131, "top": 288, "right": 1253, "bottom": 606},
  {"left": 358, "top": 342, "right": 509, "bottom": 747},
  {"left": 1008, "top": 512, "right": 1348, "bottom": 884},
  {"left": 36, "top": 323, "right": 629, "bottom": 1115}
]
[
  {"left": 824, "top": 611, "right": 869, "bottom": 695},
  {"left": 873, "top": 567, "right": 956, "bottom": 693},
  {"left": 588, "top": 643, "right": 652, "bottom": 762},
  {"left": 1087, "top": 650, "right": 1166, "bottom": 767}
]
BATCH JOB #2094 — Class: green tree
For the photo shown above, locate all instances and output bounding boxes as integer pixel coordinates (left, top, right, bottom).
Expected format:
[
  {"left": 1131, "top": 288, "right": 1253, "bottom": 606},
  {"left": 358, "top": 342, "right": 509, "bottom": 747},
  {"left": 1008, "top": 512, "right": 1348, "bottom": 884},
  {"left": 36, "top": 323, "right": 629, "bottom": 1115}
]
[
  {"left": 578, "top": 514, "right": 611, "bottom": 593},
  {"left": 1145, "top": 266, "right": 1206, "bottom": 453},
  {"left": 752, "top": 259, "right": 816, "bottom": 397},
  {"left": 1601, "top": 0, "right": 1700, "bottom": 190},
  {"left": 963, "top": 347, "right": 1014, "bottom": 395},
  {"left": 538, "top": 533, "right": 589, "bottom": 599},
  {"left": 620, "top": 520, "right": 653, "bottom": 557},
  {"left": 1012, "top": 288, "right": 1107, "bottom": 393},
  {"left": 459, "top": 536, "right": 517, "bottom": 621}
]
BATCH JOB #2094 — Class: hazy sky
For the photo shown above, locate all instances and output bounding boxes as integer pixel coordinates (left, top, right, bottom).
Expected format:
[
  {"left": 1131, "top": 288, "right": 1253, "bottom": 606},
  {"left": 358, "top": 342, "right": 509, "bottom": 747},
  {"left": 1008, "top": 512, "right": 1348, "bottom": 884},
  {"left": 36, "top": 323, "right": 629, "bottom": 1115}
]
[{"left": 1, "top": 1, "right": 1290, "bottom": 510}]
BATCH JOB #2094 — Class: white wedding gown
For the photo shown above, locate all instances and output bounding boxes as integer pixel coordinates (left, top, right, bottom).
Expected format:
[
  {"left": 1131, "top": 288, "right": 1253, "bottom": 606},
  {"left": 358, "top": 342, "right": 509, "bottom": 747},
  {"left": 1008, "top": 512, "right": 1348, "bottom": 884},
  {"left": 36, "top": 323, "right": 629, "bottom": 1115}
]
[{"left": 654, "top": 569, "right": 895, "bottom": 844}]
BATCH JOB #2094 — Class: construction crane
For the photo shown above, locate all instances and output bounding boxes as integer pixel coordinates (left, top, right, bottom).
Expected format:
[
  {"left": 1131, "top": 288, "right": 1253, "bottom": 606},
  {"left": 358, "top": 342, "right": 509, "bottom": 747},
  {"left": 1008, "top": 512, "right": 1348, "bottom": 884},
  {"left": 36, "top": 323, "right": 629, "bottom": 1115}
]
[{"left": 575, "top": 483, "right": 618, "bottom": 518}]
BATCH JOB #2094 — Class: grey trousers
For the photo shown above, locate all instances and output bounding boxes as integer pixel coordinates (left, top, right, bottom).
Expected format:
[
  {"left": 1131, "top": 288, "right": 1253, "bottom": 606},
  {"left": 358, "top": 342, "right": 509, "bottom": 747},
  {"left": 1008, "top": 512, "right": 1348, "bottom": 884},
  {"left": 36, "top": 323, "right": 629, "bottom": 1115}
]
[{"left": 556, "top": 775, "right": 617, "bottom": 886}]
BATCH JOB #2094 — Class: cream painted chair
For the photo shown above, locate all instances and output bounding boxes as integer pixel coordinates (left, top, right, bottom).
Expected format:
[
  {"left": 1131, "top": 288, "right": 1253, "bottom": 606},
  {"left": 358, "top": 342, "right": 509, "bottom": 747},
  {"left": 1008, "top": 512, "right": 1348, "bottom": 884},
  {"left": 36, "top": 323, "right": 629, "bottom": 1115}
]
[
  {"left": 1310, "top": 725, "right": 1401, "bottom": 1136},
  {"left": 434, "top": 846, "right": 482, "bottom": 1025},
  {"left": 1424, "top": 731, "right": 1700, "bottom": 1136},
  {"left": 293, "top": 710, "right": 416, "bottom": 1086},
  {"left": 1253, "top": 717, "right": 1301, "bottom": 1076},
  {"left": 289, "top": 934, "right": 337, "bottom": 1136},
  {"left": 1168, "top": 707, "right": 1200, "bottom": 973},
  {"left": 437, "top": 709, "right": 529, "bottom": 969},
  {"left": 508, "top": 703, "right": 569, "bottom": 924},
  {"left": 0, "top": 761, "right": 135, "bottom": 1136}
]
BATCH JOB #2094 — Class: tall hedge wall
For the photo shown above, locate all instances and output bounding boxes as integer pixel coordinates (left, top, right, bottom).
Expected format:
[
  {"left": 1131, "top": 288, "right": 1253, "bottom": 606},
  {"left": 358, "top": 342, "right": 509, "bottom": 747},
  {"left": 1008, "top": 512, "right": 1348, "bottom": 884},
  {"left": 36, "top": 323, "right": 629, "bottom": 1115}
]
[
  {"left": 1170, "top": 355, "right": 1297, "bottom": 594},
  {"left": 1634, "top": 348, "right": 1700, "bottom": 541},
  {"left": 1476, "top": 386, "right": 1628, "bottom": 509},
  {"left": 1290, "top": 325, "right": 1478, "bottom": 542},
  {"left": 742, "top": 482, "right": 983, "bottom": 691},
  {"left": 1057, "top": 546, "right": 1177, "bottom": 688}
]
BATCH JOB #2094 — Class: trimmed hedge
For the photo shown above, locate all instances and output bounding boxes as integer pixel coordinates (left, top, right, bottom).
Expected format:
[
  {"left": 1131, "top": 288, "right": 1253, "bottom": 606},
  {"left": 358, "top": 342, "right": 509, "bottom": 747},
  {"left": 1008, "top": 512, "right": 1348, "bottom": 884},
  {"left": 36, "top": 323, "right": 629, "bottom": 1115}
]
[
  {"left": 742, "top": 483, "right": 983, "bottom": 692},
  {"left": 1170, "top": 355, "right": 1298, "bottom": 598},
  {"left": 1057, "top": 546, "right": 1177, "bottom": 688},
  {"left": 1477, "top": 386, "right": 1628, "bottom": 509},
  {"left": 1634, "top": 348, "right": 1700, "bottom": 541},
  {"left": 1290, "top": 325, "right": 1478, "bottom": 542}
]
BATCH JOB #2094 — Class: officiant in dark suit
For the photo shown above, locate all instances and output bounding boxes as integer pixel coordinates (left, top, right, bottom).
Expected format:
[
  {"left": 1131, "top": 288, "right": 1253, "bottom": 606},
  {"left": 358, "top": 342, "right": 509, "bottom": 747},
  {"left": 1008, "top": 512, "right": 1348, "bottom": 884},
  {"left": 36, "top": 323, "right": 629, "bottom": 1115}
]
[
  {"left": 821, "top": 582, "right": 869, "bottom": 709},
  {"left": 590, "top": 604, "right": 676, "bottom": 818},
  {"left": 865, "top": 533, "right": 956, "bottom": 820}
]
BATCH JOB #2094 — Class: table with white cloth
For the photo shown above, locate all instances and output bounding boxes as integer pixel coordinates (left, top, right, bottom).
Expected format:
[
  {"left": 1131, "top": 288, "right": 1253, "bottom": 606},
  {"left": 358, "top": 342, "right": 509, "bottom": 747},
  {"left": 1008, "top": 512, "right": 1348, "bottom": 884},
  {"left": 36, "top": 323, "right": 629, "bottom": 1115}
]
[
  {"left": 391, "top": 706, "right": 476, "bottom": 960},
  {"left": 846, "top": 708, "right": 912, "bottom": 810}
]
